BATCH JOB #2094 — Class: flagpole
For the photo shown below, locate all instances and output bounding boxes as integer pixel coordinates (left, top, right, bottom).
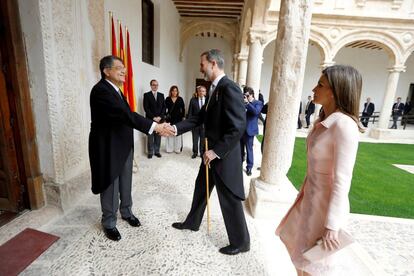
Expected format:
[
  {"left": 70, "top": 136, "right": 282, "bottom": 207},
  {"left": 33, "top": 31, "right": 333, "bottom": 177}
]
[
  {"left": 205, "top": 138, "right": 211, "bottom": 235},
  {"left": 109, "top": 11, "right": 112, "bottom": 54}
]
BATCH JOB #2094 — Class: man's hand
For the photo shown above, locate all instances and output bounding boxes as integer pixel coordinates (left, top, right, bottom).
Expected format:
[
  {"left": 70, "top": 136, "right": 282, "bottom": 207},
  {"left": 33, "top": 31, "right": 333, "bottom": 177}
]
[
  {"left": 155, "top": 123, "right": 175, "bottom": 136},
  {"left": 322, "top": 228, "right": 340, "bottom": 251},
  {"left": 153, "top": 116, "right": 161, "bottom": 123},
  {"left": 203, "top": 150, "right": 217, "bottom": 167}
]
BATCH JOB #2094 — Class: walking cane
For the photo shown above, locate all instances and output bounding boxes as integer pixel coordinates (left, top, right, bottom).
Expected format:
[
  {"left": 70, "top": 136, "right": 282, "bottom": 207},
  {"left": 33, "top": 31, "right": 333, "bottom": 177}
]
[{"left": 204, "top": 138, "right": 211, "bottom": 234}]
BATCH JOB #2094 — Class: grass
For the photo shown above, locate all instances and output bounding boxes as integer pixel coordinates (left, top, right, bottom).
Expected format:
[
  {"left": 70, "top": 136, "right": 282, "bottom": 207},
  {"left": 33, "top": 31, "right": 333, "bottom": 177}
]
[{"left": 257, "top": 135, "right": 414, "bottom": 219}]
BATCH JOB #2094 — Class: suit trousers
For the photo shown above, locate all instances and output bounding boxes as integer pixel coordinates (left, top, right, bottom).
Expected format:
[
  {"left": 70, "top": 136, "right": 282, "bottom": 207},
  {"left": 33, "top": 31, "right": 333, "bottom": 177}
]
[
  {"left": 241, "top": 134, "right": 254, "bottom": 170},
  {"left": 182, "top": 163, "right": 250, "bottom": 248},
  {"left": 360, "top": 112, "right": 370, "bottom": 127},
  {"left": 305, "top": 113, "right": 312, "bottom": 127},
  {"left": 100, "top": 150, "right": 134, "bottom": 229},
  {"left": 191, "top": 126, "right": 205, "bottom": 155},
  {"left": 147, "top": 132, "right": 161, "bottom": 154}
]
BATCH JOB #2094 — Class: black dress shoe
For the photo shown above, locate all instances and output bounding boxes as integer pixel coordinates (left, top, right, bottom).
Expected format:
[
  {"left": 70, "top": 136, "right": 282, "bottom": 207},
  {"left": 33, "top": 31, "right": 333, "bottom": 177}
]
[
  {"left": 148, "top": 154, "right": 153, "bottom": 159},
  {"left": 246, "top": 169, "right": 252, "bottom": 176},
  {"left": 122, "top": 215, "right": 141, "bottom": 227},
  {"left": 155, "top": 153, "right": 162, "bottom": 158},
  {"left": 171, "top": 222, "right": 199, "bottom": 231},
  {"left": 103, "top": 227, "right": 121, "bottom": 241},
  {"left": 219, "top": 244, "right": 250, "bottom": 255},
  {"left": 191, "top": 153, "right": 197, "bottom": 159}
]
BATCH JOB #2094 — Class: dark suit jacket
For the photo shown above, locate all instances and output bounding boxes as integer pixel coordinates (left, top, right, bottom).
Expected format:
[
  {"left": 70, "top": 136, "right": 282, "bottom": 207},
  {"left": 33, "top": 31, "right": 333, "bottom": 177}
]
[
  {"left": 143, "top": 91, "right": 166, "bottom": 120},
  {"left": 89, "top": 79, "right": 153, "bottom": 194},
  {"left": 245, "top": 99, "right": 263, "bottom": 136},
  {"left": 187, "top": 96, "right": 207, "bottom": 118},
  {"left": 176, "top": 76, "right": 246, "bottom": 199},
  {"left": 305, "top": 101, "right": 315, "bottom": 115},
  {"left": 392, "top": 102, "right": 404, "bottom": 116},
  {"left": 362, "top": 102, "right": 375, "bottom": 116}
]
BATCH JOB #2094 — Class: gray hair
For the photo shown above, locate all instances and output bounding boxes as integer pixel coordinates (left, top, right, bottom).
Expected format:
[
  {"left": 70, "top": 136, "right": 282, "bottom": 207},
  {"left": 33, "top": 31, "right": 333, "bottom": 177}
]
[
  {"left": 99, "top": 55, "right": 123, "bottom": 79},
  {"left": 201, "top": 49, "right": 225, "bottom": 69}
]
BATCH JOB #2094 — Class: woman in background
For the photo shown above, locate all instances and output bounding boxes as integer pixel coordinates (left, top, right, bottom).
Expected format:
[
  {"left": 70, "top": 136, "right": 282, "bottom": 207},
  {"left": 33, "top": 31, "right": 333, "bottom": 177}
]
[
  {"left": 165, "top": 85, "right": 185, "bottom": 153},
  {"left": 276, "top": 65, "right": 364, "bottom": 275}
]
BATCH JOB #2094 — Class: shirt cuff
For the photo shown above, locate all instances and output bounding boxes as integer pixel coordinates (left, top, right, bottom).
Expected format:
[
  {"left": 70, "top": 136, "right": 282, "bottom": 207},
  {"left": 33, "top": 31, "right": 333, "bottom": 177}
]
[
  {"left": 173, "top": 125, "right": 178, "bottom": 136},
  {"left": 148, "top": 122, "right": 157, "bottom": 135}
]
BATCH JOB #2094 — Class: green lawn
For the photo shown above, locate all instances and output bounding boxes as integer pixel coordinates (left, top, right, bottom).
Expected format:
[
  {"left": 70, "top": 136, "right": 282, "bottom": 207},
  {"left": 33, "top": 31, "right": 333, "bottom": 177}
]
[{"left": 257, "top": 135, "right": 414, "bottom": 219}]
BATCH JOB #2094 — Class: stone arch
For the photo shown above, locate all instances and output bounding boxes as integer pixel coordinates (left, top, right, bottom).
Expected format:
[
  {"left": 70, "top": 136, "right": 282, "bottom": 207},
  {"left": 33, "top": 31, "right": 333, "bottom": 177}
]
[
  {"left": 180, "top": 21, "right": 236, "bottom": 61},
  {"left": 402, "top": 42, "right": 414, "bottom": 64},
  {"left": 330, "top": 30, "right": 403, "bottom": 66},
  {"left": 309, "top": 30, "right": 330, "bottom": 64},
  {"left": 261, "top": 29, "right": 328, "bottom": 64}
]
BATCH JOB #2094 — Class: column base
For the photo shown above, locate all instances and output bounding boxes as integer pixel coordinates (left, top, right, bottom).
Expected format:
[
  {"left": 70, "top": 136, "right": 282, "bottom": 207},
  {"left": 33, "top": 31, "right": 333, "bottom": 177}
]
[{"left": 247, "top": 176, "right": 298, "bottom": 219}]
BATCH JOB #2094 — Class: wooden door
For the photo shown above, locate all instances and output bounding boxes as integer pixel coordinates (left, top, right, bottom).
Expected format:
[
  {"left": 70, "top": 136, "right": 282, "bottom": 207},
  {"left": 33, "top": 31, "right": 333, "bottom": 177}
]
[{"left": 0, "top": 31, "right": 22, "bottom": 212}]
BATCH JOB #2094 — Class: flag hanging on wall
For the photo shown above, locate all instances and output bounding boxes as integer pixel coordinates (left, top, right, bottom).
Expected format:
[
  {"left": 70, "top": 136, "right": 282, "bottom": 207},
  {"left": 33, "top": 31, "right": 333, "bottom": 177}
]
[
  {"left": 118, "top": 22, "right": 127, "bottom": 96},
  {"left": 110, "top": 12, "right": 117, "bottom": 56},
  {"left": 126, "top": 28, "right": 137, "bottom": 112}
]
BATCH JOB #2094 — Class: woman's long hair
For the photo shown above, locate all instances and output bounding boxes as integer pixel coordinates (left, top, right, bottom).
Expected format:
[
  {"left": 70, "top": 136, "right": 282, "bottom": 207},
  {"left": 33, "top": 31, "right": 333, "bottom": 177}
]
[{"left": 321, "top": 65, "right": 364, "bottom": 133}]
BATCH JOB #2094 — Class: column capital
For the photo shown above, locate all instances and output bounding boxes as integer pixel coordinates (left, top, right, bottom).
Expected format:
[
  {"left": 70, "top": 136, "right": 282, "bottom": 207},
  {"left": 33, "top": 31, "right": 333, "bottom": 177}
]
[
  {"left": 237, "top": 53, "right": 248, "bottom": 61},
  {"left": 388, "top": 65, "right": 406, "bottom": 73},
  {"left": 320, "top": 60, "right": 335, "bottom": 69},
  {"left": 248, "top": 29, "right": 268, "bottom": 45}
]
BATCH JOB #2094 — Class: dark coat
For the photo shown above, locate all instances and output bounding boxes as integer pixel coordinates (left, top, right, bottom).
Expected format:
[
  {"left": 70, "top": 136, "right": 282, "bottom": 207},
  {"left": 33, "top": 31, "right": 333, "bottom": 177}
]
[
  {"left": 165, "top": 96, "right": 185, "bottom": 124},
  {"left": 89, "top": 79, "right": 153, "bottom": 194},
  {"left": 362, "top": 102, "right": 375, "bottom": 116},
  {"left": 305, "top": 100, "right": 315, "bottom": 115},
  {"left": 187, "top": 96, "right": 207, "bottom": 118},
  {"left": 176, "top": 76, "right": 246, "bottom": 199},
  {"left": 143, "top": 91, "right": 166, "bottom": 120},
  {"left": 245, "top": 99, "right": 263, "bottom": 136},
  {"left": 392, "top": 102, "right": 404, "bottom": 116}
]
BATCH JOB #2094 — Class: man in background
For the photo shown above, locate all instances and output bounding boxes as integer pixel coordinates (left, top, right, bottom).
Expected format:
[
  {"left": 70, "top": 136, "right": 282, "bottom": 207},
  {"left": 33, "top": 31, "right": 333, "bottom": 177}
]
[{"left": 187, "top": 85, "right": 207, "bottom": 158}]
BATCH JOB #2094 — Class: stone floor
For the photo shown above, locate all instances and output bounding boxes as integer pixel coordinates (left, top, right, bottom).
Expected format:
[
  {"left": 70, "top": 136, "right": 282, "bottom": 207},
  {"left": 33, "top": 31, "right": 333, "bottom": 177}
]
[{"left": 1, "top": 132, "right": 413, "bottom": 275}]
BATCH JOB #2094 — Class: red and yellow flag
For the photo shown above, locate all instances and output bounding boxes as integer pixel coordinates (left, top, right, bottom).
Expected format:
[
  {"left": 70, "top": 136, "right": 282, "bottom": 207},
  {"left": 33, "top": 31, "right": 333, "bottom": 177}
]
[
  {"left": 126, "top": 28, "right": 136, "bottom": 112},
  {"left": 118, "top": 22, "right": 127, "bottom": 95},
  {"left": 110, "top": 13, "right": 117, "bottom": 56}
]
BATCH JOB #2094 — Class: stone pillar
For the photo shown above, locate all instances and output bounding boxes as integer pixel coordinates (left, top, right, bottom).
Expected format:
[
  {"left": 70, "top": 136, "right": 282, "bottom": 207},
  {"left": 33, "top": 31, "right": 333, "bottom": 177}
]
[
  {"left": 232, "top": 54, "right": 239, "bottom": 81},
  {"left": 246, "top": 32, "right": 265, "bottom": 97},
  {"left": 247, "top": 0, "right": 312, "bottom": 218},
  {"left": 237, "top": 53, "right": 248, "bottom": 86},
  {"left": 377, "top": 66, "right": 405, "bottom": 129}
]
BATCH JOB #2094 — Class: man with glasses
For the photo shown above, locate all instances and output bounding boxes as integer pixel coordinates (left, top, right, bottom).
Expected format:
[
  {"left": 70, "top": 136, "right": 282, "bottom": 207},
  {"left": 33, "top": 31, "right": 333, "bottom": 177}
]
[
  {"left": 143, "top": 79, "right": 165, "bottom": 158},
  {"left": 89, "top": 55, "right": 167, "bottom": 241}
]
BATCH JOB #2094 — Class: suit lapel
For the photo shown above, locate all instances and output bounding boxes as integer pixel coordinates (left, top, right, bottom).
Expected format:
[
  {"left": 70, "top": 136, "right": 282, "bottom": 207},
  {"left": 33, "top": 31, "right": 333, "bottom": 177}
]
[{"left": 206, "top": 77, "right": 226, "bottom": 111}]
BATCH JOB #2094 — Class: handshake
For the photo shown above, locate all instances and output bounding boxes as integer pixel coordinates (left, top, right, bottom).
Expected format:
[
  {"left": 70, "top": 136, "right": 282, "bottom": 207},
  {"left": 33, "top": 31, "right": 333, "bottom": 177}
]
[{"left": 154, "top": 123, "right": 176, "bottom": 137}]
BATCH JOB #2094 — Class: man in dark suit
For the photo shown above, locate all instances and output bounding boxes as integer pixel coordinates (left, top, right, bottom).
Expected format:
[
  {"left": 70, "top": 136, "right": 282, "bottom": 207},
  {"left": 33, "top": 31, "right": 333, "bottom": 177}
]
[
  {"left": 297, "top": 101, "right": 302, "bottom": 129},
  {"left": 187, "top": 85, "right": 207, "bottom": 158},
  {"left": 89, "top": 56, "right": 166, "bottom": 241},
  {"left": 391, "top": 97, "right": 404, "bottom": 129},
  {"left": 360, "top": 97, "right": 375, "bottom": 127},
  {"left": 169, "top": 49, "right": 250, "bottom": 255},
  {"left": 143, "top": 79, "right": 165, "bottom": 158},
  {"left": 304, "top": 95, "right": 315, "bottom": 128},
  {"left": 241, "top": 86, "right": 263, "bottom": 176}
]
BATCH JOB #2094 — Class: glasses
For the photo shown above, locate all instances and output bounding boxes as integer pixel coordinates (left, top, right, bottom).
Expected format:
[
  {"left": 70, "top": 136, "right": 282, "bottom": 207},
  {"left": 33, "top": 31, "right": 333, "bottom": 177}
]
[
  {"left": 108, "top": 66, "right": 126, "bottom": 71},
  {"left": 151, "top": 84, "right": 158, "bottom": 86}
]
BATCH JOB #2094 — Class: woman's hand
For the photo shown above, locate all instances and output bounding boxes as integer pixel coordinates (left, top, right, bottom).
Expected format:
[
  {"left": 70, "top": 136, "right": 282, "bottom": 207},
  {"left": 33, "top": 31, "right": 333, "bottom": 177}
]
[{"left": 322, "top": 228, "right": 340, "bottom": 251}]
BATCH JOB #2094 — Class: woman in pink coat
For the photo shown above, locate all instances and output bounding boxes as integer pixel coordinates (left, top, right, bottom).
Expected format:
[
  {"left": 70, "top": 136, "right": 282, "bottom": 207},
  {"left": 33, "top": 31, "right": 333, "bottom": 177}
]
[{"left": 276, "top": 65, "right": 364, "bottom": 275}]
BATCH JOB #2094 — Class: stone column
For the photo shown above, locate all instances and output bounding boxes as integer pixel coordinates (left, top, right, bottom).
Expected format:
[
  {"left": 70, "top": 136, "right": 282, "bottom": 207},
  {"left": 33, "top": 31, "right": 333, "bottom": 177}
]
[
  {"left": 377, "top": 66, "right": 405, "bottom": 129},
  {"left": 237, "top": 53, "right": 248, "bottom": 86},
  {"left": 247, "top": 0, "right": 312, "bottom": 218},
  {"left": 246, "top": 32, "right": 265, "bottom": 97},
  {"left": 232, "top": 54, "right": 239, "bottom": 81}
]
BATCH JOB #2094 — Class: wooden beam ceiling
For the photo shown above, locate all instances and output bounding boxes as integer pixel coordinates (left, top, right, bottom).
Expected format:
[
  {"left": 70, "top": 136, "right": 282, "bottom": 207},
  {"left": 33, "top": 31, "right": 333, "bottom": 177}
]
[{"left": 172, "top": 0, "right": 244, "bottom": 20}]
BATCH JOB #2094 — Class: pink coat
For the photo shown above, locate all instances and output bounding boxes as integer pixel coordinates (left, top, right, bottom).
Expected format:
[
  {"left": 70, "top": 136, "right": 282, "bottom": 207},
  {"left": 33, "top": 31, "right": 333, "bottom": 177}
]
[{"left": 276, "top": 112, "right": 359, "bottom": 273}]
